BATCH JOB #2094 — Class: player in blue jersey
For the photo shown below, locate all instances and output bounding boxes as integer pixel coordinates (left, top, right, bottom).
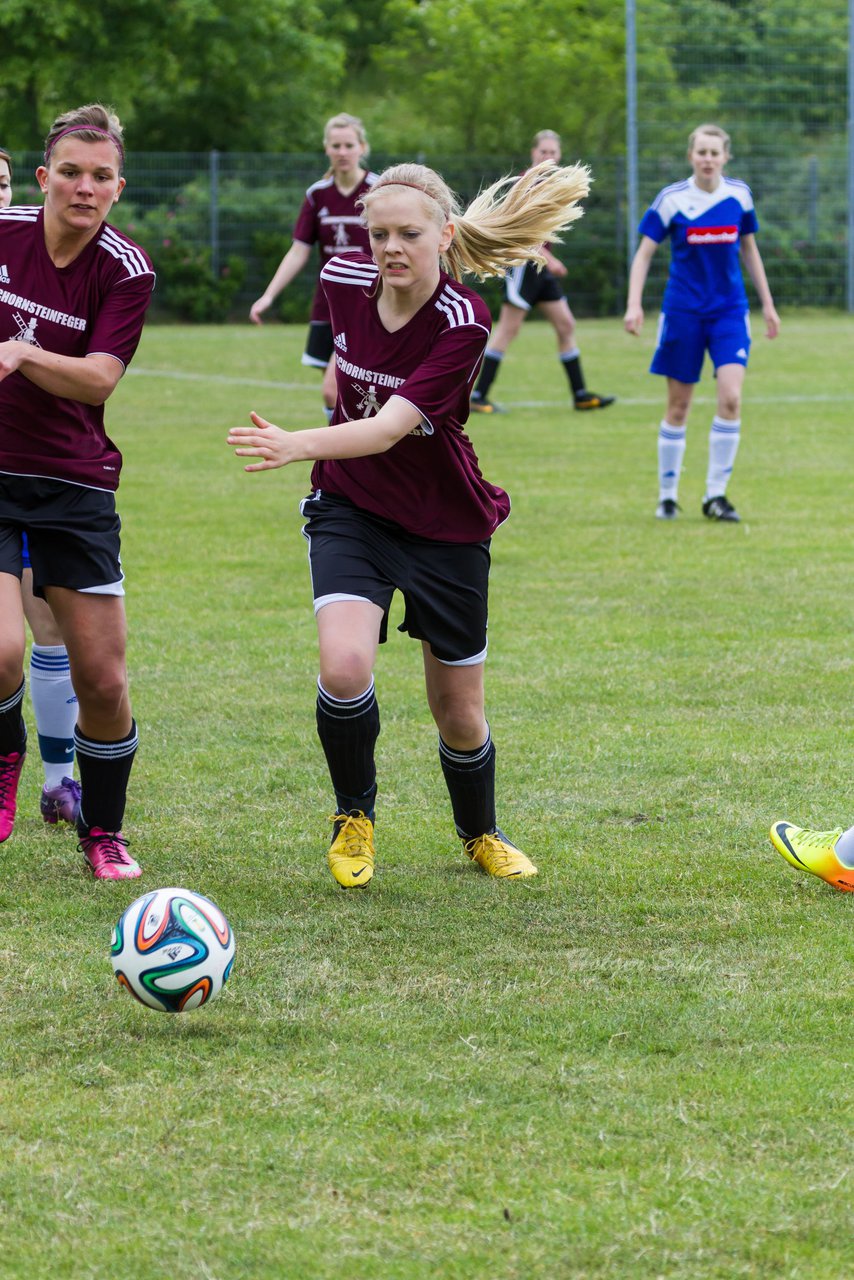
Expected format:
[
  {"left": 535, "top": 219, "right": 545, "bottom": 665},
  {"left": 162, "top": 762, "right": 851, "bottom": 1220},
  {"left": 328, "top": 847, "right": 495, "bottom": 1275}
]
[{"left": 624, "top": 124, "right": 779, "bottom": 522}]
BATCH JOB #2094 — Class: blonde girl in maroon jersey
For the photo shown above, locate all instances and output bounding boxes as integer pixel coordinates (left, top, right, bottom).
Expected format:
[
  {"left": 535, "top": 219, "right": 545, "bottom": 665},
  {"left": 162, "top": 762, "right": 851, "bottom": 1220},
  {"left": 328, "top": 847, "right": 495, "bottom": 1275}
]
[{"left": 231, "top": 159, "right": 589, "bottom": 887}]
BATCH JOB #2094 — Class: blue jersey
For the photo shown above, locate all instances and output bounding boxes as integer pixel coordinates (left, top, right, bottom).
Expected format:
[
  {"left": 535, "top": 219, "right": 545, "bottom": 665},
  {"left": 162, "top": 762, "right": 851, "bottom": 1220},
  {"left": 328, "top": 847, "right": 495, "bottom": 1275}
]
[{"left": 639, "top": 176, "right": 759, "bottom": 316}]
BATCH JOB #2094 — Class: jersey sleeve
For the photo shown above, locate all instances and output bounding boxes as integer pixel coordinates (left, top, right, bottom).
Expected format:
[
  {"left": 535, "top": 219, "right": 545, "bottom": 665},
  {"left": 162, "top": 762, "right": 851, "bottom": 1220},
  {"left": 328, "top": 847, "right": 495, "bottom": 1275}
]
[
  {"left": 638, "top": 205, "right": 667, "bottom": 242},
  {"left": 741, "top": 206, "right": 759, "bottom": 236},
  {"left": 394, "top": 322, "right": 490, "bottom": 429},
  {"left": 86, "top": 271, "right": 154, "bottom": 369},
  {"left": 292, "top": 191, "right": 319, "bottom": 246}
]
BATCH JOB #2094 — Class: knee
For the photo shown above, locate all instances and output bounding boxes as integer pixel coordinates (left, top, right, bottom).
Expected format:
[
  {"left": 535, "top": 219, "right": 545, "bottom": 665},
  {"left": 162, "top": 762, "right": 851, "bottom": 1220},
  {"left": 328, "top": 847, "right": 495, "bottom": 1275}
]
[
  {"left": 72, "top": 661, "right": 128, "bottom": 721},
  {"left": 0, "top": 648, "right": 25, "bottom": 696},
  {"left": 431, "top": 693, "right": 486, "bottom": 749},
  {"left": 319, "top": 653, "right": 374, "bottom": 701},
  {"left": 666, "top": 396, "right": 691, "bottom": 426},
  {"left": 718, "top": 392, "right": 742, "bottom": 420},
  {"left": 555, "top": 315, "right": 575, "bottom": 347}
]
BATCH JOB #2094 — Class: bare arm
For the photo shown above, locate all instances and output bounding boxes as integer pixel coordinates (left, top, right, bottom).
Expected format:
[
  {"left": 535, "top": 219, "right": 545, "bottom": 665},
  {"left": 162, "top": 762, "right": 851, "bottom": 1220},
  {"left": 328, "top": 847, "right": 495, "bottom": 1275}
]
[
  {"left": 249, "top": 240, "right": 314, "bottom": 324},
  {"left": 0, "top": 344, "right": 123, "bottom": 405},
  {"left": 624, "top": 236, "right": 659, "bottom": 335},
  {"left": 542, "top": 248, "right": 568, "bottom": 278},
  {"left": 227, "top": 395, "right": 424, "bottom": 472},
  {"left": 740, "top": 234, "right": 780, "bottom": 339}
]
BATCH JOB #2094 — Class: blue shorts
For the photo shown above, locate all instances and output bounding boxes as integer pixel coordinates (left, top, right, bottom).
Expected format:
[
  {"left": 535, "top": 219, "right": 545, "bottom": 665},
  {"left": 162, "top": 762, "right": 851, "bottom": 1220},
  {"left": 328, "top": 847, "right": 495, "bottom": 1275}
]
[
  {"left": 21, "top": 530, "right": 31, "bottom": 569},
  {"left": 650, "top": 309, "right": 751, "bottom": 384}
]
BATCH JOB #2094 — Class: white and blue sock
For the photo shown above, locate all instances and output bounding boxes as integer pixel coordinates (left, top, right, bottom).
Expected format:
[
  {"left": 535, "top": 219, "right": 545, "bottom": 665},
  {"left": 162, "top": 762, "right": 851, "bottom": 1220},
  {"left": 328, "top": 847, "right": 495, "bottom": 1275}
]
[
  {"left": 658, "top": 421, "right": 686, "bottom": 501},
  {"left": 705, "top": 416, "right": 741, "bottom": 500},
  {"left": 29, "top": 644, "right": 77, "bottom": 787},
  {"left": 835, "top": 825, "right": 854, "bottom": 866}
]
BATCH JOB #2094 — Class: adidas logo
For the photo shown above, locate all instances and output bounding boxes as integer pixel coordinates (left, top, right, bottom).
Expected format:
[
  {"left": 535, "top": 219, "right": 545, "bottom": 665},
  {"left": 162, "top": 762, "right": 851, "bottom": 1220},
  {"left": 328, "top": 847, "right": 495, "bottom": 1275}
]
[
  {"left": 736, "top": 348, "right": 747, "bottom": 359},
  {"left": 0, "top": 265, "right": 9, "bottom": 284},
  {"left": 334, "top": 332, "right": 348, "bottom": 353}
]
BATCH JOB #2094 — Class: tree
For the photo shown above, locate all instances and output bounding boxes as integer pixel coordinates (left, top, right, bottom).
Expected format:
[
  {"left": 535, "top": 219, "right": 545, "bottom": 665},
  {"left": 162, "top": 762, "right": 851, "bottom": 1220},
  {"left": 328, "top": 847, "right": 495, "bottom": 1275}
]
[
  {"left": 373, "top": 0, "right": 627, "bottom": 157},
  {"left": 0, "top": 0, "right": 345, "bottom": 151}
]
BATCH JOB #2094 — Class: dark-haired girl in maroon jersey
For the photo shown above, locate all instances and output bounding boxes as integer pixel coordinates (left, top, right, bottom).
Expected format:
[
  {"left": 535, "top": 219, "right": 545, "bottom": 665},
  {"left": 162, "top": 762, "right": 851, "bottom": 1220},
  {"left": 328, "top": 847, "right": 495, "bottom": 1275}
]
[
  {"left": 0, "top": 103, "right": 154, "bottom": 878},
  {"left": 230, "top": 159, "right": 589, "bottom": 887}
]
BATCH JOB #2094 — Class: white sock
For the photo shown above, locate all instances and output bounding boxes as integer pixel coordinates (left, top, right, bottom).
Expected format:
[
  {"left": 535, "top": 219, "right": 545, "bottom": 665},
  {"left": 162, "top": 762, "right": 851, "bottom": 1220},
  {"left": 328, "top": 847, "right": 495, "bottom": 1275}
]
[
  {"left": 658, "top": 421, "right": 686, "bottom": 501},
  {"left": 29, "top": 645, "right": 78, "bottom": 787},
  {"left": 835, "top": 825, "right": 854, "bottom": 865},
  {"left": 705, "top": 416, "right": 741, "bottom": 499}
]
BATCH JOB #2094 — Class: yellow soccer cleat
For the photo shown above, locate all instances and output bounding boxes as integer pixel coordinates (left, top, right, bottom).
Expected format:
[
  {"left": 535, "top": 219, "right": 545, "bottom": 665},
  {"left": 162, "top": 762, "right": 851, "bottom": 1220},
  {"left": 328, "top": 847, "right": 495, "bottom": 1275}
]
[
  {"left": 769, "top": 822, "right": 854, "bottom": 892},
  {"left": 327, "top": 812, "right": 375, "bottom": 888},
  {"left": 463, "top": 829, "right": 538, "bottom": 879}
]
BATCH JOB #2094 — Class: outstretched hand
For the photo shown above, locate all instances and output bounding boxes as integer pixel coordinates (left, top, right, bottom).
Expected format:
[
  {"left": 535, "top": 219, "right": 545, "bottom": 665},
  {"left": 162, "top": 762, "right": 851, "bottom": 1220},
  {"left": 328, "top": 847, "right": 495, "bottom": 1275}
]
[{"left": 227, "top": 411, "right": 297, "bottom": 472}]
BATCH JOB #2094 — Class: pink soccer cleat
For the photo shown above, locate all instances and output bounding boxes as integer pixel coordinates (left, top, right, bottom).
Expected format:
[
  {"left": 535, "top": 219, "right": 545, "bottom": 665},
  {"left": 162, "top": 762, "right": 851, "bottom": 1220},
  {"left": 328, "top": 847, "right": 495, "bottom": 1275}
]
[
  {"left": 0, "top": 751, "right": 26, "bottom": 843},
  {"left": 78, "top": 828, "right": 141, "bottom": 880}
]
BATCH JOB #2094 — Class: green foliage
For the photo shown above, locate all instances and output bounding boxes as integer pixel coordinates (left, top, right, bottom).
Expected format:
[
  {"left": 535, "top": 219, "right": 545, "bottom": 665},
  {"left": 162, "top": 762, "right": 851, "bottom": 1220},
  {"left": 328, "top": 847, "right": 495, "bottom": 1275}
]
[
  {"left": 377, "top": 0, "right": 626, "bottom": 155},
  {"left": 637, "top": 0, "right": 848, "bottom": 156},
  {"left": 0, "top": 0, "right": 344, "bottom": 151}
]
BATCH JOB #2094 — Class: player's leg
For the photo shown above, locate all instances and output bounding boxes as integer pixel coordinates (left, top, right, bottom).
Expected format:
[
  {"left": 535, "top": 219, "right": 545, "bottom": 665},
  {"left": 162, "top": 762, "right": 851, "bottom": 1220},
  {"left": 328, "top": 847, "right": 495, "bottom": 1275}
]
[
  {"left": 22, "top": 552, "right": 80, "bottom": 825},
  {"left": 0, "top": 561, "right": 27, "bottom": 843},
  {"left": 701, "top": 361, "right": 745, "bottom": 521},
  {"left": 46, "top": 587, "right": 140, "bottom": 878},
  {"left": 769, "top": 820, "right": 854, "bottom": 892},
  {"left": 702, "top": 311, "right": 751, "bottom": 522},
  {"left": 471, "top": 301, "right": 526, "bottom": 412},
  {"left": 316, "top": 599, "right": 384, "bottom": 887},
  {"left": 650, "top": 312, "right": 703, "bottom": 519},
  {"left": 302, "top": 493, "right": 390, "bottom": 886},
  {"left": 404, "top": 536, "right": 534, "bottom": 878},
  {"left": 539, "top": 297, "right": 615, "bottom": 411},
  {"left": 423, "top": 649, "right": 536, "bottom": 879},
  {"left": 301, "top": 322, "right": 335, "bottom": 421},
  {"left": 321, "top": 356, "right": 337, "bottom": 420}
]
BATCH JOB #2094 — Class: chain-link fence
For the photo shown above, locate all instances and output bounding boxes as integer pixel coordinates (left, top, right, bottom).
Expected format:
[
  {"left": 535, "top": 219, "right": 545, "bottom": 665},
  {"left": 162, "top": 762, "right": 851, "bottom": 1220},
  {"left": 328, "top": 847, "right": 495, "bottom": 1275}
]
[
  {"left": 629, "top": 0, "right": 850, "bottom": 312},
  {"left": 11, "top": 123, "right": 850, "bottom": 325}
]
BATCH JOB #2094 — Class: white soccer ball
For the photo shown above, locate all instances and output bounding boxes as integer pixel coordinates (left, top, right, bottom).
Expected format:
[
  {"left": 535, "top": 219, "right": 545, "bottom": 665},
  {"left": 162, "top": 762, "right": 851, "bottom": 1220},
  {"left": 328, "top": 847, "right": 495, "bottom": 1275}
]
[{"left": 110, "top": 887, "right": 235, "bottom": 1012}]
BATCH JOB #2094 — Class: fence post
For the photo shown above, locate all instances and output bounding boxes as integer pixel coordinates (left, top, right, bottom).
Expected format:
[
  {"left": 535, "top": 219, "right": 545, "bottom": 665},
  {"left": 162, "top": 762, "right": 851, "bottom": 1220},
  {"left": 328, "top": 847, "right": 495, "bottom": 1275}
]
[
  {"left": 210, "top": 148, "right": 220, "bottom": 280},
  {"left": 614, "top": 156, "right": 626, "bottom": 310},
  {"left": 848, "top": 0, "right": 854, "bottom": 310},
  {"left": 625, "top": 0, "right": 639, "bottom": 276}
]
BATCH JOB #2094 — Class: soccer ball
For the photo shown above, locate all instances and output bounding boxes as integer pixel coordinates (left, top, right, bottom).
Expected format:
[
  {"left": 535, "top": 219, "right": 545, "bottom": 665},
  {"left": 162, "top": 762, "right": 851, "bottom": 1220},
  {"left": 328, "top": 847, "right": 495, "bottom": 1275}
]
[{"left": 110, "top": 887, "right": 235, "bottom": 1013}]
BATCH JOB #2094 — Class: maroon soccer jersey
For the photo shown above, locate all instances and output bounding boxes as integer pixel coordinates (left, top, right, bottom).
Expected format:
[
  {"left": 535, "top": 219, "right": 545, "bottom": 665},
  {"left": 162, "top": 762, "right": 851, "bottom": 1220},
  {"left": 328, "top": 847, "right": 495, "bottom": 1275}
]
[
  {"left": 292, "top": 173, "right": 378, "bottom": 323},
  {"left": 0, "top": 206, "right": 154, "bottom": 490},
  {"left": 314, "top": 253, "right": 509, "bottom": 543}
]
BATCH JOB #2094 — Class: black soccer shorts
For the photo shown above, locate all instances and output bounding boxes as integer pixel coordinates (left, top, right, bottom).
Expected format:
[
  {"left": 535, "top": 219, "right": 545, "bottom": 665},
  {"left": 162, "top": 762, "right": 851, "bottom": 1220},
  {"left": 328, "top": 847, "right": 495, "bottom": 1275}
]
[
  {"left": 0, "top": 474, "right": 124, "bottom": 597},
  {"left": 300, "top": 491, "right": 491, "bottom": 665}
]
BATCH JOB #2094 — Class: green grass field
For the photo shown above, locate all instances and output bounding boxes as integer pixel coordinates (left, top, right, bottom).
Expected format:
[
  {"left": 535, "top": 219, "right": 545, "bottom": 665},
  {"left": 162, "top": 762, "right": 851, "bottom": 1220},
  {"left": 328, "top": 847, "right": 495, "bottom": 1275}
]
[{"left": 1, "top": 315, "right": 852, "bottom": 1279}]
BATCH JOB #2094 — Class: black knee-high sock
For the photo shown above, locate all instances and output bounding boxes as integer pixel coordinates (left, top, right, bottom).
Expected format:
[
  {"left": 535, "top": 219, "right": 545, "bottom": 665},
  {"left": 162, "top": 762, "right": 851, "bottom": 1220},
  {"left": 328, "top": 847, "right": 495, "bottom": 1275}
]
[
  {"left": 0, "top": 680, "right": 27, "bottom": 757},
  {"left": 438, "top": 731, "right": 496, "bottom": 840},
  {"left": 75, "top": 720, "right": 138, "bottom": 835},
  {"left": 316, "top": 679, "right": 380, "bottom": 819},
  {"left": 560, "top": 348, "right": 586, "bottom": 395},
  {"left": 473, "top": 350, "right": 502, "bottom": 399}
]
